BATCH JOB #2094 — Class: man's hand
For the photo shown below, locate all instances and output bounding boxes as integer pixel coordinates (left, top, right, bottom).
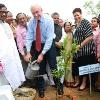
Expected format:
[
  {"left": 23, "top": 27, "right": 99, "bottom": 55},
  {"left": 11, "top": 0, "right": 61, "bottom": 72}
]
[
  {"left": 55, "top": 42, "right": 62, "bottom": 48},
  {"left": 37, "top": 53, "right": 44, "bottom": 63},
  {"left": 22, "top": 54, "right": 26, "bottom": 61},
  {"left": 25, "top": 52, "right": 32, "bottom": 62}
]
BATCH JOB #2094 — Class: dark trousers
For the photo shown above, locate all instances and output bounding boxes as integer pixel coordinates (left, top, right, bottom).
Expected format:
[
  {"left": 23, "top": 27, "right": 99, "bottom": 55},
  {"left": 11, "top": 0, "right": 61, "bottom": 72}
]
[
  {"left": 19, "top": 47, "right": 28, "bottom": 73},
  {"left": 72, "top": 53, "right": 97, "bottom": 76},
  {"left": 31, "top": 40, "right": 63, "bottom": 91},
  {"left": 72, "top": 54, "right": 97, "bottom": 87}
]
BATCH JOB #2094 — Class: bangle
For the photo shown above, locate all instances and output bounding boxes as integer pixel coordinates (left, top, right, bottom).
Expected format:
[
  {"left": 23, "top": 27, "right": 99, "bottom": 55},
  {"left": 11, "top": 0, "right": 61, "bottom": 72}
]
[{"left": 80, "top": 44, "right": 82, "bottom": 48}]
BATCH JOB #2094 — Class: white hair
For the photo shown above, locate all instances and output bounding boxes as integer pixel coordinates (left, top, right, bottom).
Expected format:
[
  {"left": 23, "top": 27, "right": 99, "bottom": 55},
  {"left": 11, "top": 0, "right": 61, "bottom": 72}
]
[{"left": 30, "top": 4, "right": 42, "bottom": 12}]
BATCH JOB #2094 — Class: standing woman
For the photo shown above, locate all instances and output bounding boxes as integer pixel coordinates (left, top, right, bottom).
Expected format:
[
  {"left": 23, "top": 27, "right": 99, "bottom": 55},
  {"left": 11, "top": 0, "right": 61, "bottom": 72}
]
[
  {"left": 64, "top": 22, "right": 74, "bottom": 87},
  {"left": 16, "top": 13, "right": 28, "bottom": 72},
  {"left": 72, "top": 8, "right": 97, "bottom": 90},
  {"left": 63, "top": 21, "right": 74, "bottom": 87},
  {"left": 56, "top": 21, "right": 74, "bottom": 87}
]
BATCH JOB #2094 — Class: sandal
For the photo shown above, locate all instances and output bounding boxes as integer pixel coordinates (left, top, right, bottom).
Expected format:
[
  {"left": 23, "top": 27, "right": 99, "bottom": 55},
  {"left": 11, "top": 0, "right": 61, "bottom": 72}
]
[
  {"left": 78, "top": 83, "right": 86, "bottom": 91},
  {"left": 72, "top": 82, "right": 80, "bottom": 88},
  {"left": 65, "top": 82, "right": 74, "bottom": 87}
]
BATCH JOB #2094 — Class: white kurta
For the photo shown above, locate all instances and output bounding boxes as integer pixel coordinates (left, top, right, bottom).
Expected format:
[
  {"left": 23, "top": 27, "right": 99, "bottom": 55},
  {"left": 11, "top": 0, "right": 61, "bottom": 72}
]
[{"left": 0, "top": 21, "right": 25, "bottom": 90}]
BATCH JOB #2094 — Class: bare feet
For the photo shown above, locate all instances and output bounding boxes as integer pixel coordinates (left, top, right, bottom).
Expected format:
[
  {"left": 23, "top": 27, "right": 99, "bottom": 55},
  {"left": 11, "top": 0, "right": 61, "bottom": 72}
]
[{"left": 79, "top": 83, "right": 86, "bottom": 91}]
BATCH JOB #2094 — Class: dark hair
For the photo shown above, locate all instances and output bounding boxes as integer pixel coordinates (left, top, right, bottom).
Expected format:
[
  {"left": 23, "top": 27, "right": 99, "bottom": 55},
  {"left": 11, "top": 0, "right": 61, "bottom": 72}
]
[
  {"left": 98, "top": 14, "right": 100, "bottom": 19},
  {"left": 97, "top": 14, "right": 100, "bottom": 24},
  {"left": 92, "top": 17, "right": 98, "bottom": 20},
  {"left": 51, "top": 12, "right": 59, "bottom": 17},
  {"left": 0, "top": 4, "right": 6, "bottom": 10},
  {"left": 64, "top": 22, "right": 72, "bottom": 28},
  {"left": 64, "top": 22, "right": 72, "bottom": 33},
  {"left": 7, "top": 11, "right": 11, "bottom": 14},
  {"left": 92, "top": 17, "right": 99, "bottom": 24},
  {"left": 72, "top": 8, "right": 82, "bottom": 14}
]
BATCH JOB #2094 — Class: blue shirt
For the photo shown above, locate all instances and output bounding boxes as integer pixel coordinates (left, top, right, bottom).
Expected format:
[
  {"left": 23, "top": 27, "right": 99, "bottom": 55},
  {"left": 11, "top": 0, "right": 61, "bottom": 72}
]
[{"left": 26, "top": 15, "right": 55, "bottom": 55}]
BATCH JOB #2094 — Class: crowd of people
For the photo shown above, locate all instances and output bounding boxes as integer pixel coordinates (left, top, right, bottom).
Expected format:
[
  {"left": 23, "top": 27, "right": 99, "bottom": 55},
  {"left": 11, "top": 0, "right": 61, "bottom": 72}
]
[{"left": 0, "top": 3, "right": 100, "bottom": 98}]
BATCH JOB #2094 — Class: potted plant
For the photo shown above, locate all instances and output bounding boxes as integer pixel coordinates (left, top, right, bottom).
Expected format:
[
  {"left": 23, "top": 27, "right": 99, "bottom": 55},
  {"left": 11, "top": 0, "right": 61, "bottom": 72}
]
[{"left": 52, "top": 37, "right": 78, "bottom": 100}]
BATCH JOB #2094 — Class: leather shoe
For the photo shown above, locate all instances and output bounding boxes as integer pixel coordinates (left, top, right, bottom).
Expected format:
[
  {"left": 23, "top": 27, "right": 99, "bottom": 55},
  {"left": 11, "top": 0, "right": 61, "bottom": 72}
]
[
  {"left": 94, "top": 88, "right": 100, "bottom": 92},
  {"left": 39, "top": 91, "right": 44, "bottom": 98},
  {"left": 58, "top": 89, "right": 64, "bottom": 95}
]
